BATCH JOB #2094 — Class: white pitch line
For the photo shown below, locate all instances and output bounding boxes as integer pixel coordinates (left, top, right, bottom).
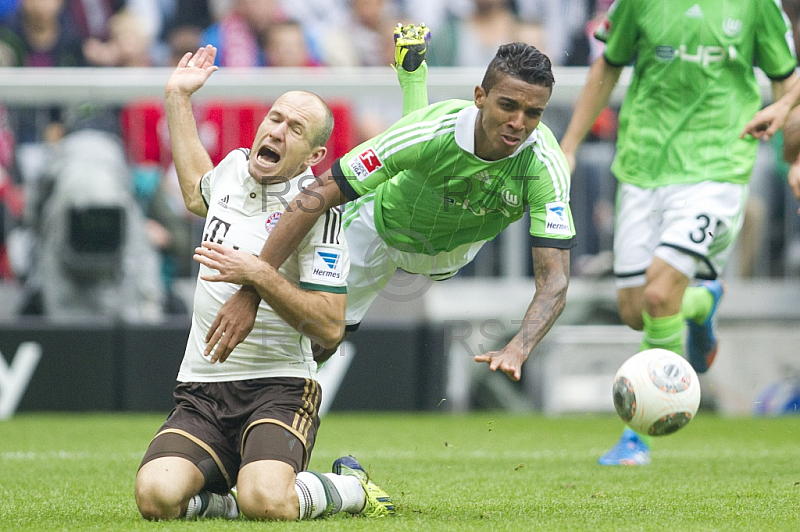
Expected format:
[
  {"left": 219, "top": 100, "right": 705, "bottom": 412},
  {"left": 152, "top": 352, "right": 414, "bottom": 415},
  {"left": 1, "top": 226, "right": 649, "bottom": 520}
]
[
  {"left": 312, "top": 446, "right": 800, "bottom": 462},
  {"left": 4, "top": 447, "right": 799, "bottom": 462}
]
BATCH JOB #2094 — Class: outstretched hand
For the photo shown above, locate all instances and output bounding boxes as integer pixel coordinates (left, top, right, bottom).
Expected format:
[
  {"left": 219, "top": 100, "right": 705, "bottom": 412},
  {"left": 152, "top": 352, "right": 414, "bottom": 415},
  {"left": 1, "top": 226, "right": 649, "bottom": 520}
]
[
  {"left": 474, "top": 346, "right": 528, "bottom": 382},
  {"left": 740, "top": 100, "right": 790, "bottom": 142},
  {"left": 166, "top": 45, "right": 219, "bottom": 97}
]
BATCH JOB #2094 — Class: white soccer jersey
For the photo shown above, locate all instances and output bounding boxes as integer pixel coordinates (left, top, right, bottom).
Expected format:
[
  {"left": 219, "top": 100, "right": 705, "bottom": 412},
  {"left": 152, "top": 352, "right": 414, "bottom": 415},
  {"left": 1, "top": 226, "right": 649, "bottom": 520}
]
[{"left": 177, "top": 149, "right": 348, "bottom": 382}]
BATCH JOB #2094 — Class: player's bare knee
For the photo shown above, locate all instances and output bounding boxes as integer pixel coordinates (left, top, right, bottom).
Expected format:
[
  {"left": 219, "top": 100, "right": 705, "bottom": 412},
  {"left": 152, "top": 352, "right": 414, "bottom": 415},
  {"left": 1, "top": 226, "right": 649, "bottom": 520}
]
[
  {"left": 236, "top": 483, "right": 298, "bottom": 520},
  {"left": 136, "top": 500, "right": 173, "bottom": 521},
  {"left": 642, "top": 283, "right": 672, "bottom": 316},
  {"left": 134, "top": 477, "right": 183, "bottom": 520}
]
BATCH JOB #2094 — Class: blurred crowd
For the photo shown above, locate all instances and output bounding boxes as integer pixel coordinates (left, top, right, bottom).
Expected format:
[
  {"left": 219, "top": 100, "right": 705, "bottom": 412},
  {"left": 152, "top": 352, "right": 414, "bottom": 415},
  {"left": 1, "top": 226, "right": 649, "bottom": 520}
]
[
  {"left": 0, "top": 0, "right": 616, "bottom": 322},
  {"left": 0, "top": 0, "right": 797, "bottom": 323},
  {"left": 0, "top": 0, "right": 611, "bottom": 70}
]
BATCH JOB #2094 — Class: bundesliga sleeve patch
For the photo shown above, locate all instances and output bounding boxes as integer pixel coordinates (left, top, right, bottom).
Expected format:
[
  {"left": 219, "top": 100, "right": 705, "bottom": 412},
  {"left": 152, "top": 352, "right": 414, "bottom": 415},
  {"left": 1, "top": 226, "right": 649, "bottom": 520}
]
[
  {"left": 347, "top": 148, "right": 383, "bottom": 180},
  {"left": 545, "top": 202, "right": 572, "bottom": 236},
  {"left": 311, "top": 247, "right": 345, "bottom": 282}
]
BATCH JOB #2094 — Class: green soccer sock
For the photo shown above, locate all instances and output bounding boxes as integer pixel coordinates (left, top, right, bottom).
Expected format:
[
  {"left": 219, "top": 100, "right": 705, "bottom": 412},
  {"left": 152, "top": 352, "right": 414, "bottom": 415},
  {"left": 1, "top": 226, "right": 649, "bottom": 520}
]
[
  {"left": 639, "top": 312, "right": 684, "bottom": 355},
  {"left": 632, "top": 312, "right": 687, "bottom": 449},
  {"left": 397, "top": 62, "right": 428, "bottom": 116},
  {"left": 680, "top": 285, "right": 714, "bottom": 324}
]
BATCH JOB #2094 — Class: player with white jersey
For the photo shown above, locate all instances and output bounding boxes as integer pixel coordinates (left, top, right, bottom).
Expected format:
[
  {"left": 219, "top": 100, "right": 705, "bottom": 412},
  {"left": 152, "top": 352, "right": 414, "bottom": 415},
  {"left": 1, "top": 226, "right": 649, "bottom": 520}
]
[
  {"left": 560, "top": 0, "right": 798, "bottom": 465},
  {"left": 135, "top": 45, "right": 396, "bottom": 522},
  {"left": 180, "top": 154, "right": 346, "bottom": 382},
  {"left": 205, "top": 39, "right": 576, "bottom": 384}
]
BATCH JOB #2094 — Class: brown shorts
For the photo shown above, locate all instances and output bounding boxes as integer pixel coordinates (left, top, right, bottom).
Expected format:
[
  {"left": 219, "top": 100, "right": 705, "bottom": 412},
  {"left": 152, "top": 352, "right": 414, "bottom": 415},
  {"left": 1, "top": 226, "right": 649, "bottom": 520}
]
[{"left": 139, "top": 377, "right": 321, "bottom": 493}]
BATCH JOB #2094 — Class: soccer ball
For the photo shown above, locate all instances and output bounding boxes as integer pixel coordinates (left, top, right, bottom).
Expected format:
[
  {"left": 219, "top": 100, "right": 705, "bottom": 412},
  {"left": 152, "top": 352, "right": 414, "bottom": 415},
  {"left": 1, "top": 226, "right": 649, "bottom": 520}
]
[{"left": 612, "top": 348, "right": 701, "bottom": 436}]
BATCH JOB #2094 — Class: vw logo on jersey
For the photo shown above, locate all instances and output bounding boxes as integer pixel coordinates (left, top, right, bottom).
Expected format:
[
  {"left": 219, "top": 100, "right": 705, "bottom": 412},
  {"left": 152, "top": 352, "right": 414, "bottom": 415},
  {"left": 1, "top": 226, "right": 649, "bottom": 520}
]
[
  {"left": 501, "top": 188, "right": 520, "bottom": 207},
  {"left": 723, "top": 18, "right": 742, "bottom": 38}
]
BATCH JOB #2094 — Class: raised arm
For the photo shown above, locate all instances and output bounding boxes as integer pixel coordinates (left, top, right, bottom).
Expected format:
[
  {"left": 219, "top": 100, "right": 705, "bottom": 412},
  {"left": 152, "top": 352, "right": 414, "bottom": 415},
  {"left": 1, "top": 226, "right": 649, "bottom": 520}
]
[
  {"left": 474, "top": 246, "right": 570, "bottom": 381},
  {"left": 560, "top": 56, "right": 624, "bottom": 173},
  {"left": 164, "top": 45, "right": 219, "bottom": 216}
]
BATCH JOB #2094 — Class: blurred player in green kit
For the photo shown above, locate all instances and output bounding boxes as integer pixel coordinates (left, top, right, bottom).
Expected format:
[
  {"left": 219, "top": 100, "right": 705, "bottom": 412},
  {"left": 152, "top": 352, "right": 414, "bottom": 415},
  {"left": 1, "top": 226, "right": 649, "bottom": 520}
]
[{"left": 561, "top": 0, "right": 798, "bottom": 464}]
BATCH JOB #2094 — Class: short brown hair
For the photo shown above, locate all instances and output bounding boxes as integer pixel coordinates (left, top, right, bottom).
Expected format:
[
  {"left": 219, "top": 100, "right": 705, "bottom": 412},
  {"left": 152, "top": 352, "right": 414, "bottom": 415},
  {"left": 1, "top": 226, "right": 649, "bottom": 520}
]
[{"left": 481, "top": 43, "right": 555, "bottom": 94}]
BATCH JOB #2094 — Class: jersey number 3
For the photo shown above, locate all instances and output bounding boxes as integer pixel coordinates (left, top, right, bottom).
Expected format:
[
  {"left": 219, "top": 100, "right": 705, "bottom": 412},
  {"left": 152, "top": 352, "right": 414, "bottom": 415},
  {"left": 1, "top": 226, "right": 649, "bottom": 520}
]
[{"left": 689, "top": 214, "right": 713, "bottom": 244}]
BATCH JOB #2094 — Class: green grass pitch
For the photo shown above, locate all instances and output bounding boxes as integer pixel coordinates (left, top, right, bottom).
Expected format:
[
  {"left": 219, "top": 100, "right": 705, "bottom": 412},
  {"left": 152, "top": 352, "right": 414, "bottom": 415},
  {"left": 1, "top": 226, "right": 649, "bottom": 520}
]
[{"left": 1, "top": 412, "right": 799, "bottom": 531}]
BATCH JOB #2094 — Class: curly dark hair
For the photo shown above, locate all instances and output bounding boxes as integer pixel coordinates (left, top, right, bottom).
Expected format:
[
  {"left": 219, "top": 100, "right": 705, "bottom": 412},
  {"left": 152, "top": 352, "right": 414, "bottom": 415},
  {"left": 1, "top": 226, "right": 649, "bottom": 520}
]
[{"left": 480, "top": 42, "right": 555, "bottom": 93}]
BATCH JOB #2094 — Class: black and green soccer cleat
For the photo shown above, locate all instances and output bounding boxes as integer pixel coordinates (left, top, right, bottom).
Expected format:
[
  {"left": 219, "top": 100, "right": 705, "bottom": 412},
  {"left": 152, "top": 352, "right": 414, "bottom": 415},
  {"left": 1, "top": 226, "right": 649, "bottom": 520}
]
[
  {"left": 332, "top": 455, "right": 396, "bottom": 517},
  {"left": 394, "top": 23, "right": 431, "bottom": 72}
]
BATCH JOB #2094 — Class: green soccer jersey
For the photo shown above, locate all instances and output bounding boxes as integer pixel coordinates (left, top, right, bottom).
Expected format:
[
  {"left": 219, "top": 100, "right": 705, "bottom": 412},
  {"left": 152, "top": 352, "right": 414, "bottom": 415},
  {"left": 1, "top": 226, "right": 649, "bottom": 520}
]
[
  {"left": 332, "top": 99, "right": 575, "bottom": 255},
  {"left": 596, "top": 0, "right": 796, "bottom": 187}
]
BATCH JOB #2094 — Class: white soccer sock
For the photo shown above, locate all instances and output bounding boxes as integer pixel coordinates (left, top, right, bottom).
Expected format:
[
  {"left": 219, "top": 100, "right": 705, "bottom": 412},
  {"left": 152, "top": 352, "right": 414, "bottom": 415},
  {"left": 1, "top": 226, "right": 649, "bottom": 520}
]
[
  {"left": 185, "top": 490, "right": 238, "bottom": 519},
  {"left": 323, "top": 473, "right": 366, "bottom": 514},
  {"left": 295, "top": 471, "right": 343, "bottom": 519},
  {"left": 295, "top": 472, "right": 319, "bottom": 519}
]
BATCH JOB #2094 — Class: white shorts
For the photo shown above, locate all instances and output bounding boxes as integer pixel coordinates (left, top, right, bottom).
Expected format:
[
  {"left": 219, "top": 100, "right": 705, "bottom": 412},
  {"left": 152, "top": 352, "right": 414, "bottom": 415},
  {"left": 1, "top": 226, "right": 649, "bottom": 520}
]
[
  {"left": 613, "top": 181, "right": 748, "bottom": 288},
  {"left": 342, "top": 195, "right": 486, "bottom": 327}
]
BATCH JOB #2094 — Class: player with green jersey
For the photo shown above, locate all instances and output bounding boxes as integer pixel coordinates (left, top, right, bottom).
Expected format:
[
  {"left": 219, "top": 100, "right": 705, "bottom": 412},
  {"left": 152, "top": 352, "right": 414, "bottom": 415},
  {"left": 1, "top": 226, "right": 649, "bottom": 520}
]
[
  {"left": 561, "top": 0, "right": 798, "bottom": 465},
  {"left": 334, "top": 92, "right": 574, "bottom": 345},
  {"left": 604, "top": 0, "right": 794, "bottom": 187},
  {"left": 205, "top": 37, "right": 576, "bottom": 384},
  {"left": 338, "top": 98, "right": 573, "bottom": 255}
]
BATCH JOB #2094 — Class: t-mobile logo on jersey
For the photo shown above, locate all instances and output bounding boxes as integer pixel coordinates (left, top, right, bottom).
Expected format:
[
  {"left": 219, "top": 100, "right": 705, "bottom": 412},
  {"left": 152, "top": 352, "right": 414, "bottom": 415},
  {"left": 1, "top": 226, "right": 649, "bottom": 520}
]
[{"left": 204, "top": 216, "right": 232, "bottom": 243}]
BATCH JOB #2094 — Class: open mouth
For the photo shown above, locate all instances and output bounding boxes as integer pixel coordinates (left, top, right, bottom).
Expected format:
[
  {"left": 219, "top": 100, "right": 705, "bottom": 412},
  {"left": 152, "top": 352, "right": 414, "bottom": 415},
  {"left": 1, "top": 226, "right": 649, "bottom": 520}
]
[{"left": 257, "top": 145, "right": 281, "bottom": 166}]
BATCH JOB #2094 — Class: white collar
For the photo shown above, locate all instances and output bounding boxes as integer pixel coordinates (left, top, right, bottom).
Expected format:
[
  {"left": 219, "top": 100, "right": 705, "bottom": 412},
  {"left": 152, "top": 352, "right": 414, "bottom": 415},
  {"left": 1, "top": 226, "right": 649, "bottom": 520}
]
[
  {"left": 245, "top": 162, "right": 314, "bottom": 192},
  {"left": 454, "top": 105, "right": 540, "bottom": 161}
]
